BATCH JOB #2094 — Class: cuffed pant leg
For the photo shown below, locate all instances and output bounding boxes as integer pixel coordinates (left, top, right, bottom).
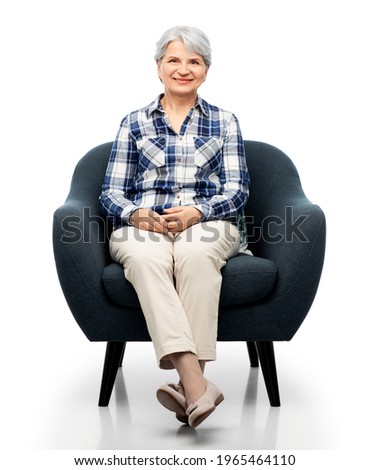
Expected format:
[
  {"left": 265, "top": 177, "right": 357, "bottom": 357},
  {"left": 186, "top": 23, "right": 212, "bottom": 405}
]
[
  {"left": 109, "top": 227, "right": 197, "bottom": 369},
  {"left": 173, "top": 221, "right": 240, "bottom": 362}
]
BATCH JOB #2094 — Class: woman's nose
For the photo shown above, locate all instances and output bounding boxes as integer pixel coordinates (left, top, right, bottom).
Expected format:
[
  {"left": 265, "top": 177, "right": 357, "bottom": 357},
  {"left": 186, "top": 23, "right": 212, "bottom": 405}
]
[{"left": 177, "top": 64, "right": 189, "bottom": 75}]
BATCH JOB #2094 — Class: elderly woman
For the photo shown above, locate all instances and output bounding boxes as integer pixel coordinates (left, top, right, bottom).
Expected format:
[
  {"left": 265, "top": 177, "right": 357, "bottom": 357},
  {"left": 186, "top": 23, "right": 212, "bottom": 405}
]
[{"left": 100, "top": 26, "right": 250, "bottom": 428}]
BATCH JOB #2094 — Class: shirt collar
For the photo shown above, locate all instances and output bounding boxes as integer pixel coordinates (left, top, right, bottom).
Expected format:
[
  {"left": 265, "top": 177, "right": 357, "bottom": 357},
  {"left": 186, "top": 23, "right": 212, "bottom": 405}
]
[
  {"left": 147, "top": 95, "right": 164, "bottom": 116},
  {"left": 147, "top": 94, "right": 209, "bottom": 117},
  {"left": 196, "top": 95, "right": 209, "bottom": 117}
]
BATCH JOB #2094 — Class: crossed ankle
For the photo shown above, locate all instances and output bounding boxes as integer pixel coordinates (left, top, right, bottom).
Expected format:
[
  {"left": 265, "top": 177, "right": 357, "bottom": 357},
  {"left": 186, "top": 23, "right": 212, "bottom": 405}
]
[{"left": 183, "top": 377, "right": 207, "bottom": 405}]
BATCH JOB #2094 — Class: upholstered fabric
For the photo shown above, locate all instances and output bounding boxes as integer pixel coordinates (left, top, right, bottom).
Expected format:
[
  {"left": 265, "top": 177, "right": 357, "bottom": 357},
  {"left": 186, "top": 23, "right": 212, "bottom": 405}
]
[{"left": 53, "top": 140, "right": 325, "bottom": 343}]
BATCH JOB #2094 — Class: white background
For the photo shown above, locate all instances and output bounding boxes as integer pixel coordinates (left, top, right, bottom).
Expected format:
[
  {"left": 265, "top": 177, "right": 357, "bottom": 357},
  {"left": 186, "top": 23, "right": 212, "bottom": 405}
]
[{"left": 1, "top": 0, "right": 368, "bottom": 465}]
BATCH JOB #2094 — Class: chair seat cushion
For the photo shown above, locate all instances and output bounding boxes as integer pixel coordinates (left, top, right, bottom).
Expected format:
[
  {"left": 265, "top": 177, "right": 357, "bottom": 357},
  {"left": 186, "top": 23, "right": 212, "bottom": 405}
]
[{"left": 102, "top": 253, "right": 277, "bottom": 308}]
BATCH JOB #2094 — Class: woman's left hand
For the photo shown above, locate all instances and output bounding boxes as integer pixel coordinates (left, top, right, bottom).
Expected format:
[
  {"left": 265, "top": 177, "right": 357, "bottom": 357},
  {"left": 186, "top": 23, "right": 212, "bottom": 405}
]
[{"left": 162, "top": 206, "right": 203, "bottom": 233}]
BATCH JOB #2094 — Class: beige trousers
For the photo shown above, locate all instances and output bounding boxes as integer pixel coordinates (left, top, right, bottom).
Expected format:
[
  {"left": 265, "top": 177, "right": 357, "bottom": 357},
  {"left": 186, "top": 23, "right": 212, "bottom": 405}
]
[{"left": 109, "top": 221, "right": 240, "bottom": 369}]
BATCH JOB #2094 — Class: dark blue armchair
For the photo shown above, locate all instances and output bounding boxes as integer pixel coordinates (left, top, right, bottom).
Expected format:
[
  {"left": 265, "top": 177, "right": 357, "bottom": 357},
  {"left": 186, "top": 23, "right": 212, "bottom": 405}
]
[{"left": 53, "top": 141, "right": 326, "bottom": 407}]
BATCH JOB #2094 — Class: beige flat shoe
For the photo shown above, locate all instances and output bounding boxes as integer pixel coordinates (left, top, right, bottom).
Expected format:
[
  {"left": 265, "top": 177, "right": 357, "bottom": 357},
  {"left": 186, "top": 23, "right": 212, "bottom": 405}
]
[
  {"left": 156, "top": 383, "right": 188, "bottom": 424},
  {"left": 186, "top": 380, "right": 224, "bottom": 428}
]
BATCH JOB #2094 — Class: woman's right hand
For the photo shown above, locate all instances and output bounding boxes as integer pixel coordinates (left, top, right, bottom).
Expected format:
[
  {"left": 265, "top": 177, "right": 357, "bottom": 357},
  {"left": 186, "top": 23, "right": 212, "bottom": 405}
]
[{"left": 129, "top": 208, "right": 168, "bottom": 233}]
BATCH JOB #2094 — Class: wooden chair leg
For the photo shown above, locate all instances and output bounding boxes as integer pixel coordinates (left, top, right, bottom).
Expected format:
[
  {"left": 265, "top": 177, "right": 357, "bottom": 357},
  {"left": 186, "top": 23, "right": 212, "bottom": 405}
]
[
  {"left": 256, "top": 341, "right": 281, "bottom": 407},
  {"left": 98, "top": 341, "right": 126, "bottom": 407},
  {"left": 246, "top": 341, "right": 259, "bottom": 367}
]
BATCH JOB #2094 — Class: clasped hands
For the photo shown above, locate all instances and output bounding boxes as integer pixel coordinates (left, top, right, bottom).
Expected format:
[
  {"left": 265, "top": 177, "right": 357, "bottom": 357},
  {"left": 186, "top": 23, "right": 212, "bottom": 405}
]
[{"left": 129, "top": 206, "right": 203, "bottom": 233}]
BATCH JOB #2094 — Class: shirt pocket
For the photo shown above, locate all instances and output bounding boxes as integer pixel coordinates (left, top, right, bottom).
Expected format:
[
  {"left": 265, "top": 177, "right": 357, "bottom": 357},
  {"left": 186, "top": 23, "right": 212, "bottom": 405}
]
[
  {"left": 136, "top": 136, "right": 166, "bottom": 170},
  {"left": 194, "top": 137, "right": 223, "bottom": 172}
]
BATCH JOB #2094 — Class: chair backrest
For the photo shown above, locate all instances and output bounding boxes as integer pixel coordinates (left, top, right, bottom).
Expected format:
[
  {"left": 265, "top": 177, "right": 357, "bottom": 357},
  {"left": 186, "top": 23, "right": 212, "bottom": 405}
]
[
  {"left": 68, "top": 140, "right": 304, "bottom": 208},
  {"left": 244, "top": 141, "right": 305, "bottom": 214},
  {"left": 66, "top": 140, "right": 307, "bottom": 253},
  {"left": 67, "top": 142, "right": 113, "bottom": 212}
]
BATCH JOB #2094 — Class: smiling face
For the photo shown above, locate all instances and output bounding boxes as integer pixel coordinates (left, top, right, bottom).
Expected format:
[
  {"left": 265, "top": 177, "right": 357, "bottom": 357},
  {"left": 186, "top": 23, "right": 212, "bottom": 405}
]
[{"left": 157, "top": 40, "right": 209, "bottom": 99}]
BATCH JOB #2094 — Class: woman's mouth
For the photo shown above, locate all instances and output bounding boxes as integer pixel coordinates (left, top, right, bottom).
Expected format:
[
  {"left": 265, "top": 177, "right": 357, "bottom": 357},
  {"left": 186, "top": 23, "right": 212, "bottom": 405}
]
[{"left": 174, "top": 78, "right": 192, "bottom": 84}]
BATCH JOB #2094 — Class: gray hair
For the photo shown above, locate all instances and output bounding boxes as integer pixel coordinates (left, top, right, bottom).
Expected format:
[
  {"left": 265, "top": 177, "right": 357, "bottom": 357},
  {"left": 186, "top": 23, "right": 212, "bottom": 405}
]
[{"left": 154, "top": 26, "right": 212, "bottom": 67}]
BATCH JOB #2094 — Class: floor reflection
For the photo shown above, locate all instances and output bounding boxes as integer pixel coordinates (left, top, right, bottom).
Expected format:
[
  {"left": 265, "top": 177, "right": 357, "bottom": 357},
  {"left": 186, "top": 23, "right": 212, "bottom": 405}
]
[
  {"left": 97, "top": 366, "right": 281, "bottom": 450},
  {"left": 97, "top": 371, "right": 133, "bottom": 449},
  {"left": 240, "top": 367, "right": 280, "bottom": 449}
]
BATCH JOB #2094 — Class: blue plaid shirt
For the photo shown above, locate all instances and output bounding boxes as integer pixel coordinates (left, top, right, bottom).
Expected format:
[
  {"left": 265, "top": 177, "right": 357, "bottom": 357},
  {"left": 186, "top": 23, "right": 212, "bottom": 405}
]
[{"left": 100, "top": 95, "right": 250, "bottom": 233}]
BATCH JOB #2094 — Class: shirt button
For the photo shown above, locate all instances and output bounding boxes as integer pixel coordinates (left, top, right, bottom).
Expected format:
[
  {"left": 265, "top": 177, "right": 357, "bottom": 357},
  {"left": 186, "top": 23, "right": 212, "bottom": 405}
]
[
  {"left": 176, "top": 195, "right": 181, "bottom": 199},
  {"left": 178, "top": 158, "right": 182, "bottom": 163}
]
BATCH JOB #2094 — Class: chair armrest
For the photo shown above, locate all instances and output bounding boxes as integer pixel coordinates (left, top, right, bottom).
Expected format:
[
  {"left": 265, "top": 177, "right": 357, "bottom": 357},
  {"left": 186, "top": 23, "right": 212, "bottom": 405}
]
[
  {"left": 248, "top": 195, "right": 326, "bottom": 301},
  {"left": 53, "top": 198, "right": 112, "bottom": 337}
]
